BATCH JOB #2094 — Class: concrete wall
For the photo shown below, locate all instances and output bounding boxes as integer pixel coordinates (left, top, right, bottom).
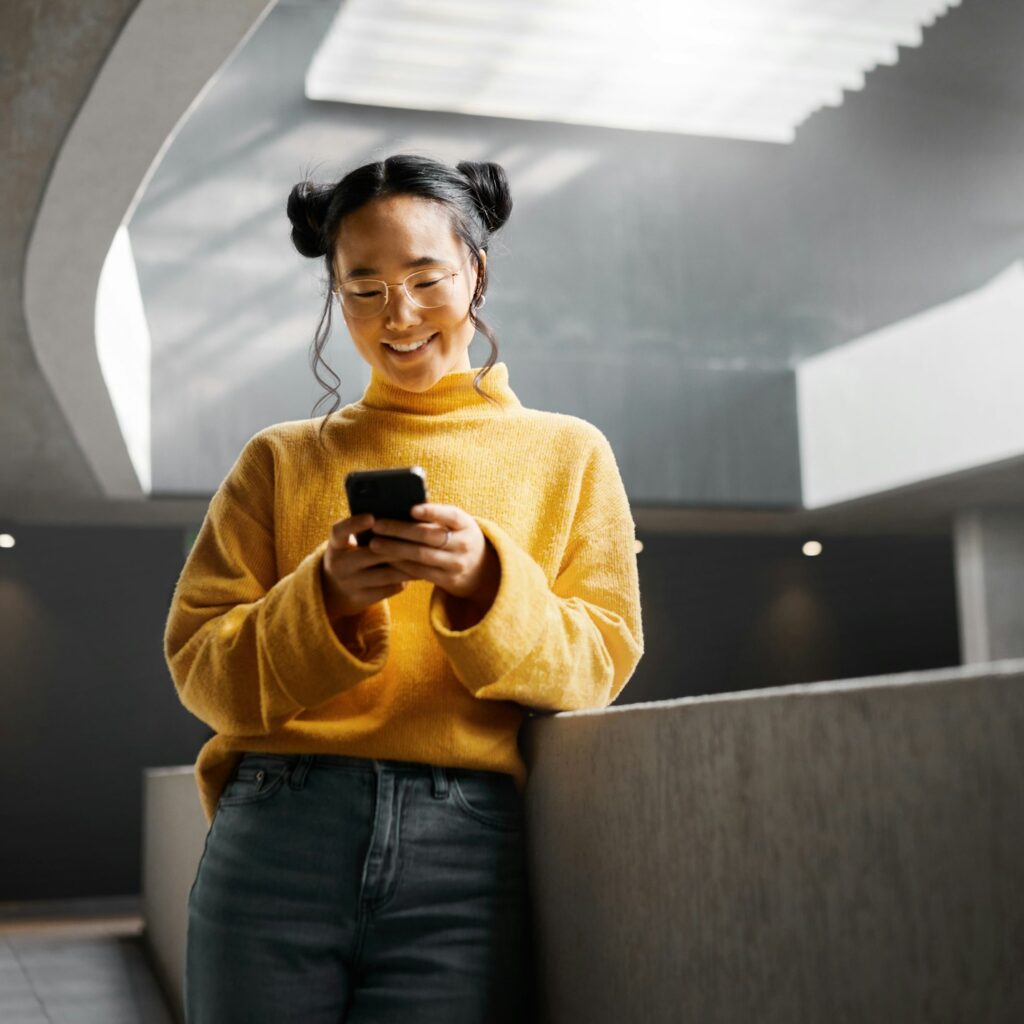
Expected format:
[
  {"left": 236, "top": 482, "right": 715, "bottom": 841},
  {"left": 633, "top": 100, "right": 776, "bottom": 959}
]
[
  {"left": 521, "top": 659, "right": 1024, "bottom": 1023},
  {"left": 955, "top": 506, "right": 1024, "bottom": 662},
  {"left": 142, "top": 766, "right": 206, "bottom": 1024},
  {"left": 798, "top": 262, "right": 1024, "bottom": 509},
  {"left": 1, "top": 0, "right": 141, "bottom": 510},
  {"left": 144, "top": 659, "right": 1024, "bottom": 1023}
]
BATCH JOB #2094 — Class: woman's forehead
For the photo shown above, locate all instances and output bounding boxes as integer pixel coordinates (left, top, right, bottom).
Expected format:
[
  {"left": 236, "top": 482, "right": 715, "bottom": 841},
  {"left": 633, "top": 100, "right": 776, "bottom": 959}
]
[{"left": 335, "top": 195, "right": 461, "bottom": 267}]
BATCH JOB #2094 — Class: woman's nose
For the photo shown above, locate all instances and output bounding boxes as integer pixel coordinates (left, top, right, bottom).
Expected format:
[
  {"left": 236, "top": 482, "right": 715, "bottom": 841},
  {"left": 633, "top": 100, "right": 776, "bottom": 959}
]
[{"left": 383, "top": 285, "right": 421, "bottom": 328}]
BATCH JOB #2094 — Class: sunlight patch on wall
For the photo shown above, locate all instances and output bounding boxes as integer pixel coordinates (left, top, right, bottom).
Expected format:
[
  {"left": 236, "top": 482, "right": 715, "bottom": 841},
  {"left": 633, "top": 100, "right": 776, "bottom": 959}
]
[{"left": 96, "top": 226, "right": 152, "bottom": 492}]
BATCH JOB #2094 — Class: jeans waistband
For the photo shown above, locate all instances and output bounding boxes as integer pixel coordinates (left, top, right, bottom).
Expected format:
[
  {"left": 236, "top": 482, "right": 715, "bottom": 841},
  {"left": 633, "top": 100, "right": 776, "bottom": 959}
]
[{"left": 236, "top": 751, "right": 512, "bottom": 784}]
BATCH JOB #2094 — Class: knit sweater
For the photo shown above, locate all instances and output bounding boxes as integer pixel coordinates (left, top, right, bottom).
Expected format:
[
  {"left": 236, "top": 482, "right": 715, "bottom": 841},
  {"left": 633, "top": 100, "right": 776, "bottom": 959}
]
[{"left": 164, "top": 361, "right": 644, "bottom": 825}]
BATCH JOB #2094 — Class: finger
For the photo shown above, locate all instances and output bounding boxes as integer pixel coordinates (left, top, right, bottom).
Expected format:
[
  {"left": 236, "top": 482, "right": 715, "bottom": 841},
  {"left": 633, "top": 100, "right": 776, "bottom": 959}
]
[
  {"left": 328, "top": 514, "right": 374, "bottom": 549},
  {"left": 361, "top": 563, "right": 413, "bottom": 585},
  {"left": 361, "top": 580, "right": 408, "bottom": 600},
  {"left": 370, "top": 536, "right": 457, "bottom": 568},
  {"left": 369, "top": 517, "right": 414, "bottom": 540},
  {"left": 372, "top": 518, "right": 452, "bottom": 551},
  {"left": 386, "top": 558, "right": 444, "bottom": 583},
  {"left": 409, "top": 503, "right": 465, "bottom": 530}
]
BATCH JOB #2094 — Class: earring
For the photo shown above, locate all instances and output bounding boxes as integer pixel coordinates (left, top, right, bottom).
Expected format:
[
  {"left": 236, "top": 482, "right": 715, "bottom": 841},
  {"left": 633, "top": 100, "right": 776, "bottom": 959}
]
[{"left": 475, "top": 294, "right": 487, "bottom": 309}]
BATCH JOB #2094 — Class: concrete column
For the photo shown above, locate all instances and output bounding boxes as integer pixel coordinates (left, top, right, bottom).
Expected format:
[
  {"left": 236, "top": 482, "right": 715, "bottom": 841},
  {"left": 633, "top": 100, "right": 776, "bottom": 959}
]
[{"left": 953, "top": 506, "right": 1024, "bottom": 662}]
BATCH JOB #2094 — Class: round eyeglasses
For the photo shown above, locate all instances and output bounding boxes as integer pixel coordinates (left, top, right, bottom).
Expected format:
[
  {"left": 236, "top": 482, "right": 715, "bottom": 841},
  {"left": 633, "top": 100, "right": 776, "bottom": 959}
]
[{"left": 333, "top": 254, "right": 473, "bottom": 318}]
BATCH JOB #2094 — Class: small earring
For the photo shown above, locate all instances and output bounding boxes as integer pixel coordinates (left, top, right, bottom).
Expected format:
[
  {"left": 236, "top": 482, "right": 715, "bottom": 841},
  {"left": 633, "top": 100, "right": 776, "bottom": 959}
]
[{"left": 475, "top": 294, "right": 487, "bottom": 309}]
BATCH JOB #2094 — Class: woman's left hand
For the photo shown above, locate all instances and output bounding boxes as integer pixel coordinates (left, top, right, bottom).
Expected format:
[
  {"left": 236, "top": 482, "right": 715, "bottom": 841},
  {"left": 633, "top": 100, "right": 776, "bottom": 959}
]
[{"left": 367, "top": 503, "right": 500, "bottom": 609}]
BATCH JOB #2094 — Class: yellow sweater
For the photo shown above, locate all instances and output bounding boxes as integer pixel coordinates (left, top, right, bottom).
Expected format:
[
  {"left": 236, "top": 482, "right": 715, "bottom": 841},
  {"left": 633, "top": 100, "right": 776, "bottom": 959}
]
[{"left": 164, "top": 361, "right": 644, "bottom": 825}]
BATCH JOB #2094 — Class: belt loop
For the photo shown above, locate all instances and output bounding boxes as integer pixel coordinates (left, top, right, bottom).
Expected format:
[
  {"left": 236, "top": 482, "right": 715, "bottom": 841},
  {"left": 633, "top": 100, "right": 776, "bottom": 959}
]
[
  {"left": 289, "top": 754, "right": 314, "bottom": 791},
  {"left": 431, "top": 765, "right": 449, "bottom": 799}
]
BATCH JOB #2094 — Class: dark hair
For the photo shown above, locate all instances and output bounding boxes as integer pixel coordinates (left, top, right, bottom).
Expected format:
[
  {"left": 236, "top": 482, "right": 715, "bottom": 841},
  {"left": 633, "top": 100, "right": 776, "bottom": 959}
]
[{"left": 286, "top": 153, "right": 513, "bottom": 445}]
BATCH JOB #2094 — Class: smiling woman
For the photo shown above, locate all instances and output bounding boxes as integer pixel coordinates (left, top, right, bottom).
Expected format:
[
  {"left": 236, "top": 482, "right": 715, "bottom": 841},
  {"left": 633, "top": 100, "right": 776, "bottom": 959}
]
[
  {"left": 332, "top": 195, "right": 478, "bottom": 382},
  {"left": 286, "top": 154, "right": 511, "bottom": 442},
  {"left": 166, "top": 152, "right": 644, "bottom": 1024}
]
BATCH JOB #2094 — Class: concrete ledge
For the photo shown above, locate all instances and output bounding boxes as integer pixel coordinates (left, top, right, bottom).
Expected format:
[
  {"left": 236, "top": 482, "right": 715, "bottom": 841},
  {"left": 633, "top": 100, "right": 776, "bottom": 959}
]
[
  {"left": 522, "top": 659, "right": 1024, "bottom": 1023},
  {"left": 142, "top": 765, "right": 205, "bottom": 1024}
]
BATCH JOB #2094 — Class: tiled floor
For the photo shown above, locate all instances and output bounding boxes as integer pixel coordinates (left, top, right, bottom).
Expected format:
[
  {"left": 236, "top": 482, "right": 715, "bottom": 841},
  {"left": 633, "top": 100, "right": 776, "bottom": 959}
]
[{"left": 0, "top": 917, "right": 176, "bottom": 1024}]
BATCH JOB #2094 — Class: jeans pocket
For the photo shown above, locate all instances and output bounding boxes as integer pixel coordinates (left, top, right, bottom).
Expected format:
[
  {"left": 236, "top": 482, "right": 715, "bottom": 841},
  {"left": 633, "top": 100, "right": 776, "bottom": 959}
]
[
  {"left": 449, "top": 772, "right": 523, "bottom": 831},
  {"left": 217, "top": 755, "right": 290, "bottom": 808}
]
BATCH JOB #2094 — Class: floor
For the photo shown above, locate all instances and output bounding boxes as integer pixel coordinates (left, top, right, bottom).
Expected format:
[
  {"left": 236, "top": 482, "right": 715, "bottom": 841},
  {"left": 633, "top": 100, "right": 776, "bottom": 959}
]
[{"left": 0, "top": 914, "right": 176, "bottom": 1024}]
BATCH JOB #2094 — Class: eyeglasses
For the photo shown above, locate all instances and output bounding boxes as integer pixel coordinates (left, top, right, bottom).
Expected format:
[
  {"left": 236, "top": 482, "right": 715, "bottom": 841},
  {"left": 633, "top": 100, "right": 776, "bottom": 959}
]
[{"left": 333, "top": 254, "right": 473, "bottom": 318}]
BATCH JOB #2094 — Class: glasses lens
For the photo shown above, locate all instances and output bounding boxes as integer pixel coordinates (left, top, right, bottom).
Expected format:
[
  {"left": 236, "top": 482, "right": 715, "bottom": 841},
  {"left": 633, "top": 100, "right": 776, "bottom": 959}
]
[
  {"left": 338, "top": 280, "right": 387, "bottom": 317},
  {"left": 405, "top": 268, "right": 453, "bottom": 308}
]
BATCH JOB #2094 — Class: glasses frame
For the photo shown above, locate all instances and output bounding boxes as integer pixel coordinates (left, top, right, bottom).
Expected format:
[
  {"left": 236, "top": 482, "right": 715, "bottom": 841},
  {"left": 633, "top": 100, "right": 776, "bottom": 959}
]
[{"left": 333, "top": 253, "right": 474, "bottom": 319}]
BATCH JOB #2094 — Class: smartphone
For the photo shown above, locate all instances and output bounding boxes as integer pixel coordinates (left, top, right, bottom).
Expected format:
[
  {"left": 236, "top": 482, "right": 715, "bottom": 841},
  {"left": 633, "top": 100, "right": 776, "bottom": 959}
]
[{"left": 345, "top": 466, "right": 428, "bottom": 547}]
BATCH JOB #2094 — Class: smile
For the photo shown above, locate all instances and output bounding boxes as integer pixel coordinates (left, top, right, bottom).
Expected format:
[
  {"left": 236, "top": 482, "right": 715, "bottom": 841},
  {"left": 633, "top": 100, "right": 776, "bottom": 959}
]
[{"left": 383, "top": 332, "right": 438, "bottom": 356}]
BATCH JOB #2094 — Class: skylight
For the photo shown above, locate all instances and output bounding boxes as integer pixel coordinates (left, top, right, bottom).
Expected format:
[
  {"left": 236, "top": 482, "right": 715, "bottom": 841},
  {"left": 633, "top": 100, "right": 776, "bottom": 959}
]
[{"left": 305, "top": 0, "right": 961, "bottom": 144}]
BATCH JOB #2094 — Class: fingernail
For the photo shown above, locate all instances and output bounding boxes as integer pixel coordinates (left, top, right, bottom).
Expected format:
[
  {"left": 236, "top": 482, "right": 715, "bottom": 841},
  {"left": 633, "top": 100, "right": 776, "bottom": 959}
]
[{"left": 411, "top": 504, "right": 425, "bottom": 514}]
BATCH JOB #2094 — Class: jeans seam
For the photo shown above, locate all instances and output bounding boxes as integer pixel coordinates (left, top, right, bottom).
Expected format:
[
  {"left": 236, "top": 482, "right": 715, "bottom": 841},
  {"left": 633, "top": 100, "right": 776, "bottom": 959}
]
[{"left": 364, "top": 779, "right": 408, "bottom": 912}]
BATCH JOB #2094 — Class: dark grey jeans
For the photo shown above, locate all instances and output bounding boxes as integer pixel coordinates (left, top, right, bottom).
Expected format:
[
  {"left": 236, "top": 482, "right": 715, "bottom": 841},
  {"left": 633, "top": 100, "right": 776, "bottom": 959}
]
[{"left": 185, "top": 752, "right": 537, "bottom": 1023}]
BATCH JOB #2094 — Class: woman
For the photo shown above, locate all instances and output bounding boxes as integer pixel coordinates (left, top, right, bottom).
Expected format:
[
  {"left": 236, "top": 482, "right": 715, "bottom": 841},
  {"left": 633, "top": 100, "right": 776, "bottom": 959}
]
[{"left": 165, "top": 153, "right": 644, "bottom": 1023}]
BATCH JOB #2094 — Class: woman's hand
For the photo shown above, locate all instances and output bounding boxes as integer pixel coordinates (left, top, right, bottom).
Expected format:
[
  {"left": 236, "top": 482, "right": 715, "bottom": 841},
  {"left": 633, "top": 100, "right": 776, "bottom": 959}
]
[
  {"left": 320, "top": 513, "right": 414, "bottom": 621},
  {"left": 367, "top": 503, "right": 500, "bottom": 613}
]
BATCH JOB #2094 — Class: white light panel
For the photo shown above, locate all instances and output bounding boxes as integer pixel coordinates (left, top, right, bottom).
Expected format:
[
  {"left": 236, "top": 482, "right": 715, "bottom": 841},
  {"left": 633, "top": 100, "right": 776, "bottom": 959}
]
[{"left": 305, "top": 0, "right": 961, "bottom": 143}]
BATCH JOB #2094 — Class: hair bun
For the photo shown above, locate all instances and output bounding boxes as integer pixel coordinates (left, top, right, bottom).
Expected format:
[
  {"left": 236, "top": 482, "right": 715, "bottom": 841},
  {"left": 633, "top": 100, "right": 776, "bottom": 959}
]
[
  {"left": 286, "top": 180, "right": 334, "bottom": 258},
  {"left": 455, "top": 160, "right": 513, "bottom": 234}
]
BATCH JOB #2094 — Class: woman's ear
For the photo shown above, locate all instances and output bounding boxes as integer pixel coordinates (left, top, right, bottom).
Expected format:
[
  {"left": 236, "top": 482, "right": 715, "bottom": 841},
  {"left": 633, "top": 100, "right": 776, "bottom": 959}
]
[{"left": 475, "top": 248, "right": 487, "bottom": 293}]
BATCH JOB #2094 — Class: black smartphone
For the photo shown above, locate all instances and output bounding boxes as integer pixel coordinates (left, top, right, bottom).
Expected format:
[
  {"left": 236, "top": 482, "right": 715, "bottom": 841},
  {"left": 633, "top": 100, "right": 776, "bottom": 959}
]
[{"left": 344, "top": 466, "right": 428, "bottom": 547}]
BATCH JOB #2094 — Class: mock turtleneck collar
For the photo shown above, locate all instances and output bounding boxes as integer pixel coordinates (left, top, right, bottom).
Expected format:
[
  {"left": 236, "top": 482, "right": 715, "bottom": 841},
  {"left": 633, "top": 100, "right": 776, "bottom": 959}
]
[{"left": 357, "top": 362, "right": 521, "bottom": 417}]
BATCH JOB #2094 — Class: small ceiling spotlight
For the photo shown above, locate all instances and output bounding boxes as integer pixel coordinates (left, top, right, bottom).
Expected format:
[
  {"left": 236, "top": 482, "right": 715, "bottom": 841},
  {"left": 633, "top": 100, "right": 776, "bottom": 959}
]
[
  {"left": 802, "top": 539, "right": 823, "bottom": 557},
  {"left": 0, "top": 534, "right": 16, "bottom": 549}
]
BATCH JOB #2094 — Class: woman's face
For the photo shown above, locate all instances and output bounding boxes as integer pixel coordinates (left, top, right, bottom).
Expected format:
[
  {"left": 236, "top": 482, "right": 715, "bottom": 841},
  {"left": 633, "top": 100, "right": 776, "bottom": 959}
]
[{"left": 332, "top": 194, "right": 485, "bottom": 391}]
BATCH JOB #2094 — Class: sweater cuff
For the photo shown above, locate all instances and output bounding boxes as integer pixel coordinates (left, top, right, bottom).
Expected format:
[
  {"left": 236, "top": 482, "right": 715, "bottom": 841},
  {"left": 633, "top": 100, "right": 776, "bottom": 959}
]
[
  {"left": 428, "top": 516, "right": 549, "bottom": 692},
  {"left": 261, "top": 540, "right": 391, "bottom": 708}
]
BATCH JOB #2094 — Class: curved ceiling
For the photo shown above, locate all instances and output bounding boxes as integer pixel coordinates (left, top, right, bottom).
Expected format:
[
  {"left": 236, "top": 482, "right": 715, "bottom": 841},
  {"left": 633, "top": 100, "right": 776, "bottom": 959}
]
[
  {"left": 15, "top": 0, "right": 273, "bottom": 509},
  {"left": 6, "top": 0, "right": 1024, "bottom": 535}
]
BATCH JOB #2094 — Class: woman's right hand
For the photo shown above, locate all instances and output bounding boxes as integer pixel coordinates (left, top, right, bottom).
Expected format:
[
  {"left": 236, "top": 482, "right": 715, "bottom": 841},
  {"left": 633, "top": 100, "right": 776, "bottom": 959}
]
[{"left": 320, "top": 513, "right": 412, "bottom": 620}]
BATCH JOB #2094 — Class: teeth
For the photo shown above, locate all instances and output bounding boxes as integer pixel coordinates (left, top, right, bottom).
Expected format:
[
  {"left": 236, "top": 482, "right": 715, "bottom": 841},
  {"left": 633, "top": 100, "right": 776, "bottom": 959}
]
[{"left": 387, "top": 334, "right": 434, "bottom": 353}]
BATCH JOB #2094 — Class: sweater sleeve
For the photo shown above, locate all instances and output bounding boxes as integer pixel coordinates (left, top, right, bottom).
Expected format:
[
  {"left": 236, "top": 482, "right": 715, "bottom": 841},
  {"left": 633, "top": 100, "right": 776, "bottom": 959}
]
[
  {"left": 163, "top": 435, "right": 391, "bottom": 737},
  {"left": 428, "top": 428, "right": 644, "bottom": 711}
]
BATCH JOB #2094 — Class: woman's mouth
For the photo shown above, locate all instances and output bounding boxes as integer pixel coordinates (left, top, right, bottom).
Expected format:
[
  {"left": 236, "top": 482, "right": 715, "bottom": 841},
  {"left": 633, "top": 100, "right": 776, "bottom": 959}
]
[{"left": 383, "top": 332, "right": 438, "bottom": 358}]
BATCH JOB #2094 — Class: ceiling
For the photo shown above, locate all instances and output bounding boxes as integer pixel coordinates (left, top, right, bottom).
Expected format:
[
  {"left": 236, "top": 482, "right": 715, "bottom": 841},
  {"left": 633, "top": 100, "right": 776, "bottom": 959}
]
[{"left": 2, "top": 0, "right": 1023, "bottom": 534}]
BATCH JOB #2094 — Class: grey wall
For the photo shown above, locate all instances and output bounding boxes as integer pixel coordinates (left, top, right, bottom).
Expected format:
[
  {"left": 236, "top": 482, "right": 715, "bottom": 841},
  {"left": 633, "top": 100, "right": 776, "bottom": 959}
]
[
  {"left": 624, "top": 530, "right": 960, "bottom": 706},
  {"left": 132, "top": 0, "right": 1024, "bottom": 504},
  {"left": 0, "top": 524, "right": 208, "bottom": 903},
  {"left": 0, "top": 521, "right": 958, "bottom": 902}
]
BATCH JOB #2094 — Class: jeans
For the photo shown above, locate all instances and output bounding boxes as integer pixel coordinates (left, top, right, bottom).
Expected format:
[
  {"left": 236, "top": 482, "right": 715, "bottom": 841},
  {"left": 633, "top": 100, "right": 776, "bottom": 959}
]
[{"left": 185, "top": 752, "right": 537, "bottom": 1023}]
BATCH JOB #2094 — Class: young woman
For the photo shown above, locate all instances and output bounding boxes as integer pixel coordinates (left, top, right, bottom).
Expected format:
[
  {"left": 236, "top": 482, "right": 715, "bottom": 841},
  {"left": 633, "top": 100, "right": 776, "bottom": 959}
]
[{"left": 165, "top": 153, "right": 644, "bottom": 1023}]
